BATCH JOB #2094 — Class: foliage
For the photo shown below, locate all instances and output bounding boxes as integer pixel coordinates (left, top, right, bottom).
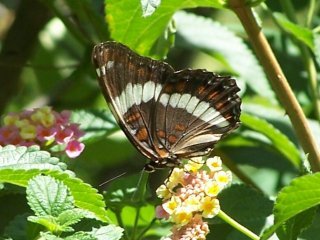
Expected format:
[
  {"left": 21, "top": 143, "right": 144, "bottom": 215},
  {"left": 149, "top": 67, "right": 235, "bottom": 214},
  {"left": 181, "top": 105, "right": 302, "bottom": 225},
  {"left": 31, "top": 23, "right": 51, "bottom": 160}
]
[{"left": 0, "top": 0, "right": 320, "bottom": 239}]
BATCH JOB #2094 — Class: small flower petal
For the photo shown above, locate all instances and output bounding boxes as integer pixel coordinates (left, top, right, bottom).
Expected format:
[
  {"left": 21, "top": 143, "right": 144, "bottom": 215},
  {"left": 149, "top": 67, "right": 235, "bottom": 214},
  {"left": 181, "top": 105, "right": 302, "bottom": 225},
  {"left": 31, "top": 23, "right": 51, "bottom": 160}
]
[{"left": 65, "top": 140, "right": 85, "bottom": 158}]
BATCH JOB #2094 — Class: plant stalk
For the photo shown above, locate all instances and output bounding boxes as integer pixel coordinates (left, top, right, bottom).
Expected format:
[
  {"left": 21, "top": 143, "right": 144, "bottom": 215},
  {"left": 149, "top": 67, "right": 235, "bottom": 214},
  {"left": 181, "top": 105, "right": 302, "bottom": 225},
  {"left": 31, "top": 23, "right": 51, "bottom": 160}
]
[
  {"left": 218, "top": 210, "right": 259, "bottom": 240},
  {"left": 228, "top": 0, "right": 320, "bottom": 172}
]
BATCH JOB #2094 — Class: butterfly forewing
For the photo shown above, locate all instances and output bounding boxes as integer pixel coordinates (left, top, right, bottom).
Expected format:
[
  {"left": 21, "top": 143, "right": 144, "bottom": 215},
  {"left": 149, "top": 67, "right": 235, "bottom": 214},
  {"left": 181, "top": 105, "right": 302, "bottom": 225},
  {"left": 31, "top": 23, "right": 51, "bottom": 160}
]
[
  {"left": 92, "top": 42, "right": 241, "bottom": 170},
  {"left": 92, "top": 42, "right": 175, "bottom": 161}
]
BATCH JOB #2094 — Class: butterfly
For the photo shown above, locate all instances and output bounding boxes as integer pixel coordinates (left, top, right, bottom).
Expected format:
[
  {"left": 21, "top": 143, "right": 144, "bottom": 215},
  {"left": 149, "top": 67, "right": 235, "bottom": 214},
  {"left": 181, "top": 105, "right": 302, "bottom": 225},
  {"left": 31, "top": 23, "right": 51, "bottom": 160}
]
[{"left": 92, "top": 42, "right": 241, "bottom": 172}]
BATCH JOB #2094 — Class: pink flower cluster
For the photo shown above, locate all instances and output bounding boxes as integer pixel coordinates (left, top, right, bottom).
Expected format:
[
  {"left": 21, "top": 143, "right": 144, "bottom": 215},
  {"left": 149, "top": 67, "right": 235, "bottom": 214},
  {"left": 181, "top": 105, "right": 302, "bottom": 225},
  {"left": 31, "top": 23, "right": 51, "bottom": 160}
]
[
  {"left": 0, "top": 107, "right": 85, "bottom": 158},
  {"left": 156, "top": 157, "right": 232, "bottom": 240}
]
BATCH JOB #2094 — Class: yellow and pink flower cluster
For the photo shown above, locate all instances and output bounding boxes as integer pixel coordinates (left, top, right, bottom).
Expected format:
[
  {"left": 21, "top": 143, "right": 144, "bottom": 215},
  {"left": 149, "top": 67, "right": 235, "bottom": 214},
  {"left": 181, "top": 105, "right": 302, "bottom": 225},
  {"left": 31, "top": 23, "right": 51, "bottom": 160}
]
[
  {"left": 156, "top": 156, "right": 231, "bottom": 239},
  {"left": 0, "top": 107, "right": 84, "bottom": 158}
]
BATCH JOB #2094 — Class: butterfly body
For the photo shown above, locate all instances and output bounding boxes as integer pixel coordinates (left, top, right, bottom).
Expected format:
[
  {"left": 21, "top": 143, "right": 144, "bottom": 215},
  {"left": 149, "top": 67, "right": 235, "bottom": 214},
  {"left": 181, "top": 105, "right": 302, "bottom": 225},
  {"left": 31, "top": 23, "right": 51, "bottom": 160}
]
[{"left": 92, "top": 42, "right": 241, "bottom": 171}]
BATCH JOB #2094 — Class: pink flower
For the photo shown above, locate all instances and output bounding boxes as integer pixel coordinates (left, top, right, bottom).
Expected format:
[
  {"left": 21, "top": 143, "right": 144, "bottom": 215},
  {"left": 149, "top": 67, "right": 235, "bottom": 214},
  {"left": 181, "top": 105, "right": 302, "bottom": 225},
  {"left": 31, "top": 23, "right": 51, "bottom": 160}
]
[
  {"left": 0, "top": 107, "right": 85, "bottom": 159},
  {"left": 36, "top": 125, "right": 57, "bottom": 142},
  {"left": 65, "top": 140, "right": 85, "bottom": 158},
  {"left": 55, "top": 126, "right": 74, "bottom": 144},
  {"left": 155, "top": 205, "right": 170, "bottom": 219}
]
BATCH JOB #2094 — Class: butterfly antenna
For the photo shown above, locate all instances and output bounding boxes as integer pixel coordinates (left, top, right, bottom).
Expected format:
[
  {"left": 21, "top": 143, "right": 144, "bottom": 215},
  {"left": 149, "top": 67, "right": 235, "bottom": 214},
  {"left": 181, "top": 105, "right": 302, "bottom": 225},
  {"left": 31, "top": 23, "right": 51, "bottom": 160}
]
[{"left": 99, "top": 172, "right": 127, "bottom": 187}]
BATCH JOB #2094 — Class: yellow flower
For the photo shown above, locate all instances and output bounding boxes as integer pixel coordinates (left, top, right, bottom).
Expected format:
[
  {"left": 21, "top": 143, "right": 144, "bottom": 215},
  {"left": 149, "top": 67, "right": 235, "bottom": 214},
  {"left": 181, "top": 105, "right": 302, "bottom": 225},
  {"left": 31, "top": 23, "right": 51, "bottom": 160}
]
[
  {"left": 184, "top": 158, "right": 204, "bottom": 173},
  {"left": 204, "top": 180, "right": 220, "bottom": 197},
  {"left": 183, "top": 194, "right": 201, "bottom": 212},
  {"left": 20, "top": 124, "right": 36, "bottom": 140},
  {"left": 200, "top": 196, "right": 220, "bottom": 218},
  {"left": 171, "top": 207, "right": 193, "bottom": 226},
  {"left": 215, "top": 171, "right": 232, "bottom": 187},
  {"left": 3, "top": 114, "right": 19, "bottom": 126},
  {"left": 31, "top": 107, "right": 55, "bottom": 127},
  {"left": 156, "top": 184, "right": 171, "bottom": 200},
  {"left": 168, "top": 168, "right": 185, "bottom": 188},
  {"left": 163, "top": 196, "right": 181, "bottom": 215},
  {"left": 206, "top": 156, "right": 222, "bottom": 172}
]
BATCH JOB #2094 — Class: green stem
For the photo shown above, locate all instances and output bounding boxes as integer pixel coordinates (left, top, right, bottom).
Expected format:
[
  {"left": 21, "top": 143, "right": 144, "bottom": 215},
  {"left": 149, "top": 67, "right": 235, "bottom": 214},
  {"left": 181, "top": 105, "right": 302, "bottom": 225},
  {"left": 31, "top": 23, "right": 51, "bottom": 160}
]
[
  {"left": 131, "top": 170, "right": 149, "bottom": 202},
  {"left": 218, "top": 210, "right": 259, "bottom": 240},
  {"left": 306, "top": 0, "right": 316, "bottom": 27},
  {"left": 136, "top": 218, "right": 157, "bottom": 240},
  {"left": 115, "top": 210, "right": 129, "bottom": 240},
  {"left": 131, "top": 207, "right": 141, "bottom": 240},
  {"left": 228, "top": 0, "right": 320, "bottom": 172}
]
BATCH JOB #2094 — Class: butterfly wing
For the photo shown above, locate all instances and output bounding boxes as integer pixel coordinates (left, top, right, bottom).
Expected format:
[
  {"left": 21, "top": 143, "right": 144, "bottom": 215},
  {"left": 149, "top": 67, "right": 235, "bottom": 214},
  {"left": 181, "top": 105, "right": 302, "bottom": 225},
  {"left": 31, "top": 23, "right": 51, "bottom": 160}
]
[
  {"left": 152, "top": 69, "right": 241, "bottom": 158},
  {"left": 92, "top": 42, "right": 174, "bottom": 161}
]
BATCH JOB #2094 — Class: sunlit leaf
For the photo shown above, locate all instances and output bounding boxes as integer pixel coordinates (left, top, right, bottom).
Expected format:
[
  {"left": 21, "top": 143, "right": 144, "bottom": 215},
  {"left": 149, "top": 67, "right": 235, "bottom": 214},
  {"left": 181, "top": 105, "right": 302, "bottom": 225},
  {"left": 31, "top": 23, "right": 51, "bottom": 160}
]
[
  {"left": 274, "top": 13, "right": 314, "bottom": 50},
  {"left": 261, "top": 173, "right": 320, "bottom": 239},
  {"left": 106, "top": 0, "right": 225, "bottom": 57}
]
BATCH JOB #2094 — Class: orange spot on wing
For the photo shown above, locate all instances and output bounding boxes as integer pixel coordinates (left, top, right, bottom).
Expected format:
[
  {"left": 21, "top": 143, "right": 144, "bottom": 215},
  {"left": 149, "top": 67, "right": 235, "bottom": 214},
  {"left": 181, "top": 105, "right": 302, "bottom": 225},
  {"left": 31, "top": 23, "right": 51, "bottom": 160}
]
[
  {"left": 125, "top": 112, "right": 141, "bottom": 124},
  {"left": 174, "top": 123, "right": 186, "bottom": 132},
  {"left": 136, "top": 127, "right": 148, "bottom": 141},
  {"left": 168, "top": 134, "right": 178, "bottom": 144}
]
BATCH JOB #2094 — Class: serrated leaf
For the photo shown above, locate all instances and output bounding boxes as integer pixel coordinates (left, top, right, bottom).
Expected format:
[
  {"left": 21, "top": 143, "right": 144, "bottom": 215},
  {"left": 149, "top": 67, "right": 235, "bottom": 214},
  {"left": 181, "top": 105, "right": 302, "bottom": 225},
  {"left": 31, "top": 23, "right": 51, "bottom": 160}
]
[
  {"left": 241, "top": 113, "right": 301, "bottom": 168},
  {"left": 106, "top": 0, "right": 224, "bottom": 58},
  {"left": 261, "top": 173, "right": 320, "bottom": 239},
  {"left": 274, "top": 13, "right": 314, "bottom": 50},
  {"left": 174, "top": 11, "right": 274, "bottom": 101},
  {"left": 58, "top": 208, "right": 87, "bottom": 227},
  {"left": 71, "top": 110, "right": 118, "bottom": 142},
  {"left": 28, "top": 215, "right": 65, "bottom": 233},
  {"left": 65, "top": 232, "right": 96, "bottom": 240},
  {"left": 27, "top": 175, "right": 74, "bottom": 217},
  {"left": 276, "top": 207, "right": 316, "bottom": 240},
  {"left": 91, "top": 225, "right": 124, "bottom": 240},
  {"left": 0, "top": 145, "right": 66, "bottom": 171},
  {"left": 0, "top": 169, "right": 108, "bottom": 222}
]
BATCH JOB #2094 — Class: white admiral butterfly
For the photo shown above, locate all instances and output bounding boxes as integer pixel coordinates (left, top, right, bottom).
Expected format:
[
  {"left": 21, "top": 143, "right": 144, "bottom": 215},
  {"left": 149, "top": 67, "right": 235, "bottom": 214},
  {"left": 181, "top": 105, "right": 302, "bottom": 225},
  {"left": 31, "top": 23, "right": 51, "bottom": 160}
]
[{"left": 92, "top": 42, "right": 241, "bottom": 171}]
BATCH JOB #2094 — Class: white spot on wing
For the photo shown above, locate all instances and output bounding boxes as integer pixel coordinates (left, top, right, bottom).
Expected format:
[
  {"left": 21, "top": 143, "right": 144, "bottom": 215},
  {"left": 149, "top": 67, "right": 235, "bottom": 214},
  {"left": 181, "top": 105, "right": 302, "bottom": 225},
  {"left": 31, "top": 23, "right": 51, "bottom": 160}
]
[
  {"left": 186, "top": 96, "right": 199, "bottom": 114},
  {"left": 200, "top": 107, "right": 219, "bottom": 122},
  {"left": 169, "top": 93, "right": 181, "bottom": 108},
  {"left": 133, "top": 84, "right": 142, "bottom": 105},
  {"left": 96, "top": 68, "right": 101, "bottom": 78},
  {"left": 125, "top": 83, "right": 133, "bottom": 112},
  {"left": 193, "top": 101, "right": 209, "bottom": 117},
  {"left": 159, "top": 93, "right": 170, "bottom": 106},
  {"left": 177, "top": 94, "right": 191, "bottom": 108},
  {"left": 107, "top": 61, "right": 114, "bottom": 69},
  {"left": 143, "top": 81, "right": 155, "bottom": 103},
  {"left": 154, "top": 83, "right": 162, "bottom": 100}
]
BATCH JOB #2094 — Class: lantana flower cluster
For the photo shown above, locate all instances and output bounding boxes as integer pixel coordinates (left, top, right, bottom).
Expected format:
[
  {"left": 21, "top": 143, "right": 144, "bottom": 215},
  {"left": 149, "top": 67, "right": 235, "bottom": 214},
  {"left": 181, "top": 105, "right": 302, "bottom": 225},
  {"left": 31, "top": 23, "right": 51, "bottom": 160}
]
[
  {"left": 156, "top": 156, "right": 232, "bottom": 240},
  {"left": 0, "top": 106, "right": 85, "bottom": 158}
]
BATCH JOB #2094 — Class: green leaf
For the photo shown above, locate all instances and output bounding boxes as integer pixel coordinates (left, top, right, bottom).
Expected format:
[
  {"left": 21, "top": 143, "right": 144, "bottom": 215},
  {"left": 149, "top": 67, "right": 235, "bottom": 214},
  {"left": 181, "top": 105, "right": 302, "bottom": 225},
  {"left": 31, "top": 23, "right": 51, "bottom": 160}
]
[
  {"left": 91, "top": 225, "right": 124, "bottom": 240},
  {"left": 28, "top": 215, "right": 72, "bottom": 233},
  {"left": 0, "top": 169, "right": 108, "bottom": 222},
  {"left": 57, "top": 209, "right": 87, "bottom": 227},
  {"left": 174, "top": 11, "right": 274, "bottom": 101},
  {"left": 241, "top": 113, "right": 302, "bottom": 168},
  {"left": 71, "top": 110, "right": 118, "bottom": 142},
  {"left": 27, "top": 175, "right": 74, "bottom": 217},
  {"left": 140, "top": 0, "right": 161, "bottom": 17},
  {"left": 274, "top": 13, "right": 314, "bottom": 50},
  {"left": 313, "top": 32, "right": 320, "bottom": 68},
  {"left": 0, "top": 145, "right": 66, "bottom": 171},
  {"left": 216, "top": 184, "right": 273, "bottom": 223},
  {"left": 261, "top": 173, "right": 320, "bottom": 239},
  {"left": 276, "top": 207, "right": 316, "bottom": 240},
  {"left": 106, "top": 0, "right": 224, "bottom": 57}
]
